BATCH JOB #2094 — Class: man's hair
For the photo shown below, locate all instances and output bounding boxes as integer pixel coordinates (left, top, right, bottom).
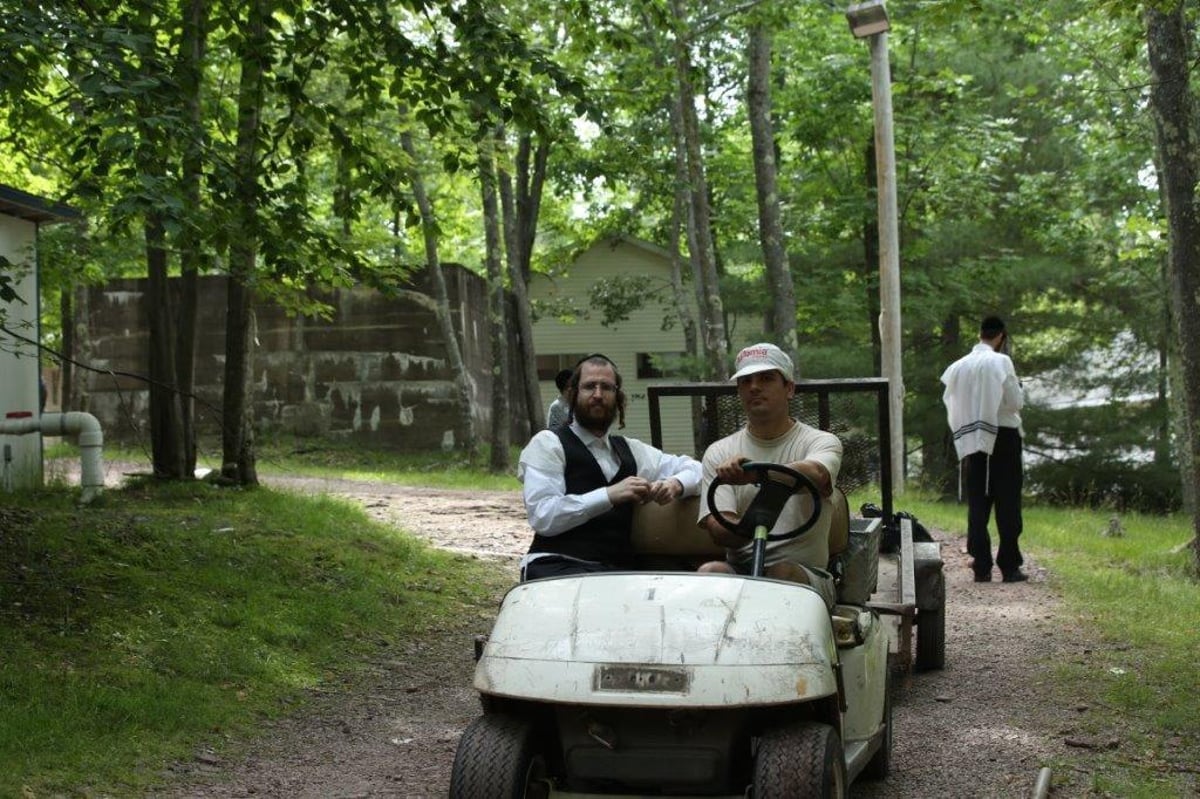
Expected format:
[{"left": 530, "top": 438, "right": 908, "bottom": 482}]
[
  {"left": 980, "top": 315, "right": 1006, "bottom": 339},
  {"left": 566, "top": 353, "right": 627, "bottom": 429},
  {"left": 554, "top": 368, "right": 573, "bottom": 392}
]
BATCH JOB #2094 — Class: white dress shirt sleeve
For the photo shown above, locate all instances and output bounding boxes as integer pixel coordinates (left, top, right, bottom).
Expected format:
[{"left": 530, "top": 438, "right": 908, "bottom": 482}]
[
  {"left": 517, "top": 430, "right": 613, "bottom": 536},
  {"left": 625, "top": 438, "right": 703, "bottom": 496}
]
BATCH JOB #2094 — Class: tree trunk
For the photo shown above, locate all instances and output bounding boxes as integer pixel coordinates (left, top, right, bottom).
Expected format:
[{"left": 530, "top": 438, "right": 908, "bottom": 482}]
[
  {"left": 221, "top": 0, "right": 266, "bottom": 486},
  {"left": 668, "top": 122, "right": 702, "bottom": 451},
  {"left": 145, "top": 212, "right": 187, "bottom": 478},
  {"left": 399, "top": 126, "right": 477, "bottom": 458},
  {"left": 747, "top": 23, "right": 797, "bottom": 366},
  {"left": 479, "top": 136, "right": 511, "bottom": 472},
  {"left": 1144, "top": 1, "right": 1200, "bottom": 568},
  {"left": 498, "top": 129, "right": 543, "bottom": 438},
  {"left": 175, "top": 0, "right": 206, "bottom": 477},
  {"left": 671, "top": 0, "right": 727, "bottom": 379}
]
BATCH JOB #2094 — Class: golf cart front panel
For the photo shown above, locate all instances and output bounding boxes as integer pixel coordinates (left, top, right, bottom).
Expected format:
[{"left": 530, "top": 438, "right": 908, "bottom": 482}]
[{"left": 475, "top": 572, "right": 840, "bottom": 708}]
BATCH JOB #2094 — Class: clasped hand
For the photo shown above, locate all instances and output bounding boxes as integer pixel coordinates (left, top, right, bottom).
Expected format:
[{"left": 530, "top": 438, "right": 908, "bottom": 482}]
[{"left": 607, "top": 475, "right": 681, "bottom": 505}]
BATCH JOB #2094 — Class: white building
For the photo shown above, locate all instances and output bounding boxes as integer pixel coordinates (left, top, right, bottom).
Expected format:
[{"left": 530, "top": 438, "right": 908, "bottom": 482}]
[
  {"left": 0, "top": 184, "right": 79, "bottom": 491},
  {"left": 530, "top": 235, "right": 760, "bottom": 455}
]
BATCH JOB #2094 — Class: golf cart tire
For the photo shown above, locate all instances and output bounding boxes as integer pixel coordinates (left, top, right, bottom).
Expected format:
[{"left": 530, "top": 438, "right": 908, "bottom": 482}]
[
  {"left": 449, "top": 713, "right": 548, "bottom": 799},
  {"left": 861, "top": 670, "right": 892, "bottom": 780},
  {"left": 915, "top": 570, "right": 946, "bottom": 671},
  {"left": 753, "top": 721, "right": 847, "bottom": 798}
]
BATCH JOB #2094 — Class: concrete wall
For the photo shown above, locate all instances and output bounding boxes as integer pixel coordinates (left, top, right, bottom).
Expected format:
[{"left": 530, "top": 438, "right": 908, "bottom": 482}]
[
  {"left": 0, "top": 214, "right": 42, "bottom": 489},
  {"left": 77, "top": 266, "right": 525, "bottom": 449}
]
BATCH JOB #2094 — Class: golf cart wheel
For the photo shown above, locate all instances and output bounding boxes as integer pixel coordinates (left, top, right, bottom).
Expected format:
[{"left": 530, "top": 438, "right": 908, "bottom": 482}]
[
  {"left": 753, "top": 721, "right": 846, "bottom": 798},
  {"left": 915, "top": 571, "right": 946, "bottom": 671},
  {"left": 861, "top": 669, "right": 892, "bottom": 780},
  {"left": 449, "top": 713, "right": 549, "bottom": 799}
]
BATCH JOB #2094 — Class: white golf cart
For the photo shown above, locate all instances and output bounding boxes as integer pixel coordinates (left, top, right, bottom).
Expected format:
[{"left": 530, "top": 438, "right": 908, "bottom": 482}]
[
  {"left": 450, "top": 378, "right": 945, "bottom": 796},
  {"left": 450, "top": 462, "right": 893, "bottom": 797}
]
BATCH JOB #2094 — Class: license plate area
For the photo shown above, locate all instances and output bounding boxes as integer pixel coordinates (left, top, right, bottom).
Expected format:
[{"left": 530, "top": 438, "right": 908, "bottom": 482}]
[{"left": 594, "top": 665, "right": 691, "bottom": 693}]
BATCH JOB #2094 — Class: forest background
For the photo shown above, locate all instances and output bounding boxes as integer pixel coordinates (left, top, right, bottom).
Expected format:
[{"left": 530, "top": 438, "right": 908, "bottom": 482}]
[{"left": 2, "top": 0, "right": 1200, "bottom": 570}]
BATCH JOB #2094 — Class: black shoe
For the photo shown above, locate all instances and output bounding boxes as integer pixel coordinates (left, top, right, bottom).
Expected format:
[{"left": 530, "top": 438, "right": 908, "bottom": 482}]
[
  {"left": 973, "top": 571, "right": 992, "bottom": 582},
  {"left": 1002, "top": 569, "right": 1029, "bottom": 583}
]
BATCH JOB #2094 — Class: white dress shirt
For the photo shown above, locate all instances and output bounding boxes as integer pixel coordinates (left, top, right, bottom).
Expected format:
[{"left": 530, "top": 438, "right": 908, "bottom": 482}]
[{"left": 517, "top": 420, "right": 702, "bottom": 568}]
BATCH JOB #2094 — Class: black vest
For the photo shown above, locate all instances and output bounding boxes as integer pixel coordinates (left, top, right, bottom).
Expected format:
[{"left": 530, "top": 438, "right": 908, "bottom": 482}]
[{"left": 527, "top": 426, "right": 638, "bottom": 566}]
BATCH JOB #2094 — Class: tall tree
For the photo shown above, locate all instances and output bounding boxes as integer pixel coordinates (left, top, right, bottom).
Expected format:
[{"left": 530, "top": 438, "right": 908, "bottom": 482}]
[
  {"left": 1144, "top": 0, "right": 1200, "bottom": 566},
  {"left": 479, "top": 133, "right": 510, "bottom": 471},
  {"left": 400, "top": 124, "right": 478, "bottom": 459},
  {"left": 220, "top": 0, "right": 268, "bottom": 485},
  {"left": 498, "top": 129, "right": 548, "bottom": 436},
  {"left": 746, "top": 19, "right": 796, "bottom": 364},
  {"left": 175, "top": 0, "right": 206, "bottom": 477},
  {"left": 669, "top": 0, "right": 727, "bottom": 378}
]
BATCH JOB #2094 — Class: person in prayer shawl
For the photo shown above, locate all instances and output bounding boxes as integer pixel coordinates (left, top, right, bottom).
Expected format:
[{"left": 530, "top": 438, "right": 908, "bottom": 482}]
[{"left": 941, "top": 316, "right": 1028, "bottom": 583}]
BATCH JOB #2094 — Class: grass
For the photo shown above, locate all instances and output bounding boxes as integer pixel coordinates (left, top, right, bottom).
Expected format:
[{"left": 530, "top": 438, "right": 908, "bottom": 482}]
[
  {"left": 889, "top": 490, "right": 1200, "bottom": 796},
  {"left": 0, "top": 476, "right": 512, "bottom": 797},
  {"left": 97, "top": 436, "right": 524, "bottom": 491}
]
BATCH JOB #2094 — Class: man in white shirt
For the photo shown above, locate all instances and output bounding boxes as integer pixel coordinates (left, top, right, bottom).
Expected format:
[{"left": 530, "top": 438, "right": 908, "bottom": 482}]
[
  {"left": 696, "top": 343, "right": 843, "bottom": 608},
  {"left": 941, "top": 316, "right": 1027, "bottom": 583},
  {"left": 518, "top": 354, "right": 702, "bottom": 580},
  {"left": 545, "top": 368, "right": 572, "bottom": 429}
]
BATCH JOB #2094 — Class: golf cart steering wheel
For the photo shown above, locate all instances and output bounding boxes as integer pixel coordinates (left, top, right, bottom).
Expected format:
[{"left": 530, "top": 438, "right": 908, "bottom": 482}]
[{"left": 705, "top": 460, "right": 823, "bottom": 542}]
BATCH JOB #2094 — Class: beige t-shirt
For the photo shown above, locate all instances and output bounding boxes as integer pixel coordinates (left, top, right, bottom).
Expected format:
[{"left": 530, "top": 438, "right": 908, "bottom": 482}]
[{"left": 698, "top": 422, "right": 843, "bottom": 571}]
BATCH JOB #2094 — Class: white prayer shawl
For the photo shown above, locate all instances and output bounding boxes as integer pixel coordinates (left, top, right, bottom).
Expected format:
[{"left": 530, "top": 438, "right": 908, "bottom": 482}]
[{"left": 941, "top": 343, "right": 1023, "bottom": 461}]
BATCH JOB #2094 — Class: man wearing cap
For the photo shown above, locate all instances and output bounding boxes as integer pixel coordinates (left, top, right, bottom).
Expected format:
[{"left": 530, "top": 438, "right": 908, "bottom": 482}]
[
  {"left": 696, "top": 343, "right": 843, "bottom": 607},
  {"left": 941, "top": 315, "right": 1027, "bottom": 583},
  {"left": 518, "top": 354, "right": 703, "bottom": 581}
]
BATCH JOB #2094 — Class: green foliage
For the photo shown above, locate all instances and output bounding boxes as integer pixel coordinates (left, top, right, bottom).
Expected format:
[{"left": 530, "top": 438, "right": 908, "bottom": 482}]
[
  {"left": 1028, "top": 456, "right": 1181, "bottom": 513},
  {"left": 0, "top": 481, "right": 509, "bottom": 796},
  {"left": 588, "top": 273, "right": 662, "bottom": 327},
  {"left": 0, "top": 0, "right": 1190, "bottom": 516}
]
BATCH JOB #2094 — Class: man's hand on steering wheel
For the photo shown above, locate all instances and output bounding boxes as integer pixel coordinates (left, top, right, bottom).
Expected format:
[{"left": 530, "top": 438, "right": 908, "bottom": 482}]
[
  {"left": 714, "top": 456, "right": 757, "bottom": 485},
  {"left": 706, "top": 461, "right": 823, "bottom": 542}
]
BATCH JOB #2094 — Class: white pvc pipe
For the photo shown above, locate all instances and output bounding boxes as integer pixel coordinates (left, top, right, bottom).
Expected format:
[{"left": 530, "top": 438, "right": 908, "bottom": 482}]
[{"left": 0, "top": 411, "right": 105, "bottom": 504}]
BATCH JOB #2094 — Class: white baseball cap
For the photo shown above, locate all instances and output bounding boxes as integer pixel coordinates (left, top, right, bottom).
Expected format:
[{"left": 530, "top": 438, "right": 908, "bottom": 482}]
[{"left": 730, "top": 343, "right": 795, "bottom": 381}]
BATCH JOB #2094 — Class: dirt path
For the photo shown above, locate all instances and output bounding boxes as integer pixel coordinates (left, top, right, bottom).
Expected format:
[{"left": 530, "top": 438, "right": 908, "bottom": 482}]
[{"left": 148, "top": 473, "right": 1105, "bottom": 798}]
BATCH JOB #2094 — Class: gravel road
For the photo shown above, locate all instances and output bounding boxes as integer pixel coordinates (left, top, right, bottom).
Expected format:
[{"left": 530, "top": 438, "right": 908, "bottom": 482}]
[{"left": 118, "top": 471, "right": 1111, "bottom": 798}]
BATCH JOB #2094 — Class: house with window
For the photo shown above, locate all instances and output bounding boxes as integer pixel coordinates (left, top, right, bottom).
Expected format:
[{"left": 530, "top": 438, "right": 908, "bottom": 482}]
[{"left": 530, "top": 235, "right": 757, "bottom": 456}]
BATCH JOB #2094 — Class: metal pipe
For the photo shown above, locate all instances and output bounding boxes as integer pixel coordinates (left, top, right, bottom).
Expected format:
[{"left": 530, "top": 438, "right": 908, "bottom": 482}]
[
  {"left": 1032, "top": 766, "right": 1052, "bottom": 799},
  {"left": 868, "top": 29, "right": 905, "bottom": 498},
  {"left": 0, "top": 411, "right": 105, "bottom": 504}
]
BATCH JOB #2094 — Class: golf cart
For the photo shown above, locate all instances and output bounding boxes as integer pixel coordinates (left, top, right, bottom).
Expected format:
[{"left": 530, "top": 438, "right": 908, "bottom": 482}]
[{"left": 449, "top": 377, "right": 944, "bottom": 797}]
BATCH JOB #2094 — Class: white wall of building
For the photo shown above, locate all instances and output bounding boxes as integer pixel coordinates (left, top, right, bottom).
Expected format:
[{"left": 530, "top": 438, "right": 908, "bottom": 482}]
[
  {"left": 530, "top": 238, "right": 701, "bottom": 456},
  {"left": 0, "top": 213, "right": 43, "bottom": 490}
]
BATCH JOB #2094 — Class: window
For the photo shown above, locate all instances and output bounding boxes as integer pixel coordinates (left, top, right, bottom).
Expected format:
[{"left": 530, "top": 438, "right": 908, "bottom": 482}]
[
  {"left": 637, "top": 352, "right": 686, "bottom": 379},
  {"left": 536, "top": 354, "right": 588, "bottom": 381}
]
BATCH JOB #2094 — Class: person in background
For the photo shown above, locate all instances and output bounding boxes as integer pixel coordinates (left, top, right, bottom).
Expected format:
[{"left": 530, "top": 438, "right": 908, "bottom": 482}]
[
  {"left": 941, "top": 315, "right": 1027, "bottom": 583},
  {"left": 696, "top": 343, "right": 842, "bottom": 608},
  {"left": 545, "top": 368, "right": 573, "bottom": 430},
  {"left": 518, "top": 354, "right": 702, "bottom": 581}
]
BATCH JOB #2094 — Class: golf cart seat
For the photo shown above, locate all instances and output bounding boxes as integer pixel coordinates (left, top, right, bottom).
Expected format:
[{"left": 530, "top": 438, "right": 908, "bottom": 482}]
[
  {"left": 630, "top": 495, "right": 722, "bottom": 567},
  {"left": 629, "top": 488, "right": 868, "bottom": 588}
]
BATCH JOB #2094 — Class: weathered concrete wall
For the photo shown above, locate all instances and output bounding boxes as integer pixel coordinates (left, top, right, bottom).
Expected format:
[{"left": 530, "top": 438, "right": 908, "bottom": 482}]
[{"left": 77, "top": 267, "right": 525, "bottom": 449}]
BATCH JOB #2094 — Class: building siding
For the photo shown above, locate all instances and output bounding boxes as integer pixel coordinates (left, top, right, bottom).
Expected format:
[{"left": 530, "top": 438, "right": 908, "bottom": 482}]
[
  {"left": 530, "top": 237, "right": 702, "bottom": 456},
  {"left": 0, "top": 214, "right": 42, "bottom": 490}
]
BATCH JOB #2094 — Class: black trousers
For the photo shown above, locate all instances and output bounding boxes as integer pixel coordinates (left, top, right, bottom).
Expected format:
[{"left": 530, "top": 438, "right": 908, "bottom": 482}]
[
  {"left": 521, "top": 555, "right": 618, "bottom": 582},
  {"left": 964, "top": 427, "right": 1024, "bottom": 576}
]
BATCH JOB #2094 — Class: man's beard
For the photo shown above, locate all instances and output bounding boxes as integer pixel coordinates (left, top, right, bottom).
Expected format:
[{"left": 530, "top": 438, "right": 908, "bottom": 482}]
[{"left": 575, "top": 399, "right": 616, "bottom": 431}]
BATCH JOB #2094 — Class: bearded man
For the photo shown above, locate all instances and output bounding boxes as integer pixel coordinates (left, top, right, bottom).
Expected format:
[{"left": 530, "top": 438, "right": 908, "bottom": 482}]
[{"left": 517, "top": 354, "right": 702, "bottom": 581}]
